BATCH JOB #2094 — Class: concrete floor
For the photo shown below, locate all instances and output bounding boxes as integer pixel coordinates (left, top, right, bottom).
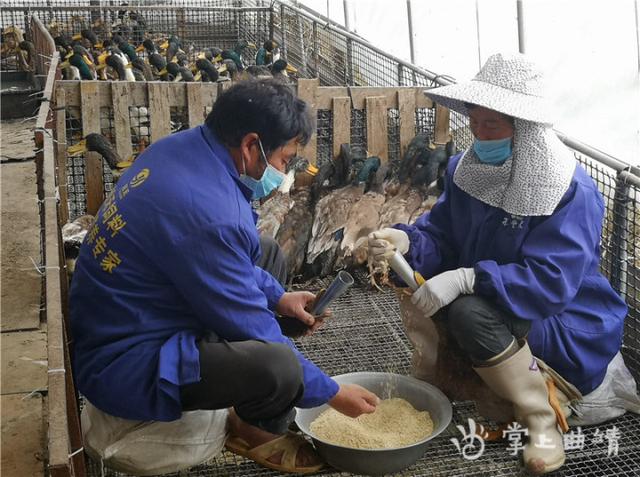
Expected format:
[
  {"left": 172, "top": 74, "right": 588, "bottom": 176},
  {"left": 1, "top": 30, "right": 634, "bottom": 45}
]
[{"left": 1, "top": 118, "right": 47, "bottom": 477}]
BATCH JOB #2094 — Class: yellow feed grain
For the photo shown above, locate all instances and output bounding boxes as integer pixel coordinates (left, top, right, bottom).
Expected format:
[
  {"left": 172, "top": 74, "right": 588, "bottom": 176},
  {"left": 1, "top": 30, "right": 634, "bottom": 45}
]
[{"left": 310, "top": 398, "right": 433, "bottom": 449}]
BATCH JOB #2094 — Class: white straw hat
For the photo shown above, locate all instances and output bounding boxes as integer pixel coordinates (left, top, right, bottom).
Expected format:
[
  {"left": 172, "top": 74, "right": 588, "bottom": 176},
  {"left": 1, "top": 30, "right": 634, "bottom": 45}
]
[
  {"left": 425, "top": 52, "right": 553, "bottom": 125},
  {"left": 424, "top": 52, "right": 577, "bottom": 216}
]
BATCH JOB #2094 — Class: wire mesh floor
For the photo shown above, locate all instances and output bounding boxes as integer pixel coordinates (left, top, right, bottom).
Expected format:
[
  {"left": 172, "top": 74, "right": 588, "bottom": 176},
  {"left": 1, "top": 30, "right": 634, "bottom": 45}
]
[{"left": 86, "top": 274, "right": 640, "bottom": 477}]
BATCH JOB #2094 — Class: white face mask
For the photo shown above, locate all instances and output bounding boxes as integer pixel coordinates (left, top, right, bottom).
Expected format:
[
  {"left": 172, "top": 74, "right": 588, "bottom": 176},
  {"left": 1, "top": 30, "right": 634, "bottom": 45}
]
[{"left": 239, "top": 138, "right": 286, "bottom": 199}]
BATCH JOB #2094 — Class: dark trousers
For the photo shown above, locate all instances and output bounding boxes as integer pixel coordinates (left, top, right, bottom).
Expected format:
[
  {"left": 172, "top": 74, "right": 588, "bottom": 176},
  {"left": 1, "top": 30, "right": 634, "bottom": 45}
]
[
  {"left": 445, "top": 295, "right": 531, "bottom": 365},
  {"left": 179, "top": 236, "right": 297, "bottom": 434}
]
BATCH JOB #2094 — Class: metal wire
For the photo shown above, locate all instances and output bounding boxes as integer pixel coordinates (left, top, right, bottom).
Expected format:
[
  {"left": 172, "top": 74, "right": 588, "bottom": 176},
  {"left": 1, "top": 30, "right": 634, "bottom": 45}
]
[{"left": 82, "top": 277, "right": 640, "bottom": 477}]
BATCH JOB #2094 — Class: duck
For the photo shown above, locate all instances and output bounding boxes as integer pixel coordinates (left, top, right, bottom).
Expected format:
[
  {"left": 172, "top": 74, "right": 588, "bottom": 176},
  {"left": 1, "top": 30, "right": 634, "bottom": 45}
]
[
  {"left": 255, "top": 39, "right": 277, "bottom": 65},
  {"left": 61, "top": 214, "right": 96, "bottom": 277},
  {"left": 131, "top": 57, "right": 154, "bottom": 81},
  {"left": 146, "top": 51, "right": 166, "bottom": 78},
  {"left": 66, "top": 133, "right": 134, "bottom": 182},
  {"left": 60, "top": 45, "right": 96, "bottom": 80},
  {"left": 256, "top": 170, "right": 295, "bottom": 239},
  {"left": 274, "top": 163, "right": 320, "bottom": 280},
  {"left": 221, "top": 39, "right": 255, "bottom": 70},
  {"left": 270, "top": 58, "right": 297, "bottom": 81},
  {"left": 306, "top": 144, "right": 365, "bottom": 277},
  {"left": 112, "top": 34, "right": 138, "bottom": 62},
  {"left": 105, "top": 51, "right": 135, "bottom": 81},
  {"left": 194, "top": 58, "right": 219, "bottom": 82},
  {"left": 336, "top": 157, "right": 386, "bottom": 270}
]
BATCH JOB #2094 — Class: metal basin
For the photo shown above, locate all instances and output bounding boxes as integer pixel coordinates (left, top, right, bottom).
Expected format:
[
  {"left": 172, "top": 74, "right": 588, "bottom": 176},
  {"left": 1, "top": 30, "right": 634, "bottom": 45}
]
[{"left": 295, "top": 372, "right": 452, "bottom": 475}]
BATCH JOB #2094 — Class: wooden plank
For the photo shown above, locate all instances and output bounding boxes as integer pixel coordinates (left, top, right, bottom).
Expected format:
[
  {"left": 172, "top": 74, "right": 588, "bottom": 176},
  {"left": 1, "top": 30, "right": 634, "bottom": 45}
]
[
  {"left": 366, "top": 96, "right": 388, "bottom": 162},
  {"left": 297, "top": 78, "right": 319, "bottom": 164},
  {"left": 111, "top": 81, "right": 134, "bottom": 161},
  {"left": 80, "top": 81, "right": 104, "bottom": 215},
  {"left": 315, "top": 86, "right": 432, "bottom": 110},
  {"left": 434, "top": 103, "right": 451, "bottom": 144},
  {"left": 60, "top": 80, "right": 149, "bottom": 108},
  {"left": 148, "top": 82, "right": 172, "bottom": 143},
  {"left": 397, "top": 88, "right": 416, "bottom": 158},
  {"left": 55, "top": 84, "right": 69, "bottom": 226},
  {"left": 186, "top": 82, "right": 205, "bottom": 127},
  {"left": 200, "top": 83, "right": 219, "bottom": 117},
  {"left": 44, "top": 129, "right": 72, "bottom": 474},
  {"left": 332, "top": 97, "right": 351, "bottom": 160}
]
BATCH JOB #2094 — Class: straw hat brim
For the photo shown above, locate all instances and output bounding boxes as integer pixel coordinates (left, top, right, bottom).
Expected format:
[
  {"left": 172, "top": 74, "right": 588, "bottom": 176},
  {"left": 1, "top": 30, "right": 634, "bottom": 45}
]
[{"left": 425, "top": 79, "right": 552, "bottom": 125}]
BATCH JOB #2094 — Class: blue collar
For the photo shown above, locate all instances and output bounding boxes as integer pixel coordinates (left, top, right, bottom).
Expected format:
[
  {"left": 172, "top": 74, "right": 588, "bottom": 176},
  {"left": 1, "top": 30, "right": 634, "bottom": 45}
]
[{"left": 200, "top": 125, "right": 254, "bottom": 202}]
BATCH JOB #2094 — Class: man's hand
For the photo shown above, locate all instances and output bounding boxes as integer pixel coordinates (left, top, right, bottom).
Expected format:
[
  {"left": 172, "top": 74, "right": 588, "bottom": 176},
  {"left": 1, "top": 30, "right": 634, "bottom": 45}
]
[
  {"left": 275, "top": 291, "right": 330, "bottom": 335},
  {"left": 328, "top": 383, "right": 380, "bottom": 418},
  {"left": 367, "top": 228, "right": 410, "bottom": 265},
  {"left": 411, "top": 267, "right": 475, "bottom": 316}
]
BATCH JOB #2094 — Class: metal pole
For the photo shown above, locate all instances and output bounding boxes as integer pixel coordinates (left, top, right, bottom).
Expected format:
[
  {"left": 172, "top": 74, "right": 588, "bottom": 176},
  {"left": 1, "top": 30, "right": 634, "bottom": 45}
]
[
  {"left": 343, "top": 0, "right": 351, "bottom": 31},
  {"left": 406, "top": 0, "right": 416, "bottom": 64},
  {"left": 517, "top": 0, "right": 526, "bottom": 53},
  {"left": 475, "top": 0, "right": 482, "bottom": 69},
  {"left": 280, "top": 3, "right": 288, "bottom": 59},
  {"left": 635, "top": 0, "right": 640, "bottom": 75}
]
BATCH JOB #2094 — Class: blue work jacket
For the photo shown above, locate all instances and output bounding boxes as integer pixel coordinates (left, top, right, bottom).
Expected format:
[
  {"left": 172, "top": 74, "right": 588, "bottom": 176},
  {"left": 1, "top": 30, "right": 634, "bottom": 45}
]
[
  {"left": 69, "top": 125, "right": 339, "bottom": 422},
  {"left": 395, "top": 154, "right": 627, "bottom": 394}
]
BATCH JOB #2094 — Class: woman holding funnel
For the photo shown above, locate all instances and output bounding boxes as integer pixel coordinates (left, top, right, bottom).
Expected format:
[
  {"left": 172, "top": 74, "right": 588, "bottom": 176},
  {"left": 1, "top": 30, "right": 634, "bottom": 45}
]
[{"left": 368, "top": 52, "right": 639, "bottom": 475}]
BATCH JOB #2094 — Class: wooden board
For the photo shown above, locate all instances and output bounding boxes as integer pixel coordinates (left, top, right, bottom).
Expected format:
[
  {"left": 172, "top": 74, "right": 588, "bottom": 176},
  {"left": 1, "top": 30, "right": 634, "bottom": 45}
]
[
  {"left": 54, "top": 84, "right": 69, "bottom": 225},
  {"left": 397, "top": 88, "right": 417, "bottom": 158},
  {"left": 434, "top": 104, "right": 451, "bottom": 145},
  {"left": 297, "top": 78, "right": 319, "bottom": 164},
  {"left": 186, "top": 82, "right": 205, "bottom": 127},
  {"left": 111, "top": 81, "right": 134, "bottom": 161},
  {"left": 80, "top": 81, "right": 104, "bottom": 215},
  {"left": 366, "top": 96, "right": 388, "bottom": 162},
  {"left": 332, "top": 97, "right": 351, "bottom": 160},
  {"left": 315, "top": 86, "right": 432, "bottom": 110},
  {"left": 148, "top": 82, "right": 172, "bottom": 143},
  {"left": 43, "top": 130, "right": 72, "bottom": 474}
]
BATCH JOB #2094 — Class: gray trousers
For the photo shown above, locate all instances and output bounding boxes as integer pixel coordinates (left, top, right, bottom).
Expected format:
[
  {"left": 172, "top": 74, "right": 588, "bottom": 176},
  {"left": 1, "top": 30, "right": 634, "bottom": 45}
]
[
  {"left": 445, "top": 295, "right": 531, "bottom": 365},
  {"left": 179, "top": 236, "right": 299, "bottom": 434}
]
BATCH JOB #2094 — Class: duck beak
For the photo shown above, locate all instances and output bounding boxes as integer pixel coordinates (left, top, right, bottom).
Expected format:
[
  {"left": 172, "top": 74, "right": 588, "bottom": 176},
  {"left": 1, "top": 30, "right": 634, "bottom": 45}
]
[
  {"left": 213, "top": 54, "right": 223, "bottom": 63},
  {"left": 158, "top": 68, "right": 167, "bottom": 75},
  {"left": 135, "top": 44, "right": 145, "bottom": 52},
  {"left": 194, "top": 71, "right": 202, "bottom": 81},
  {"left": 94, "top": 42, "right": 103, "bottom": 49},
  {"left": 116, "top": 160, "right": 133, "bottom": 170},
  {"left": 67, "top": 140, "right": 87, "bottom": 156},
  {"left": 197, "top": 52, "right": 205, "bottom": 59},
  {"left": 159, "top": 40, "right": 169, "bottom": 50},
  {"left": 65, "top": 51, "right": 73, "bottom": 59},
  {"left": 59, "top": 60, "right": 70, "bottom": 69},
  {"left": 285, "top": 63, "right": 298, "bottom": 74},
  {"left": 83, "top": 55, "right": 94, "bottom": 66},
  {"left": 72, "top": 33, "right": 82, "bottom": 41},
  {"left": 217, "top": 64, "right": 227, "bottom": 73},
  {"left": 170, "top": 56, "right": 178, "bottom": 63},
  {"left": 173, "top": 73, "right": 182, "bottom": 82},
  {"left": 247, "top": 42, "right": 257, "bottom": 49}
]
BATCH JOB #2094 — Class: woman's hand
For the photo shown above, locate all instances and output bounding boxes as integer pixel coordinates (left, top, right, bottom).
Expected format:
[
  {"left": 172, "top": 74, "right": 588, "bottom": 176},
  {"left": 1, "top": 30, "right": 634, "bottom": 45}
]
[
  {"left": 328, "top": 383, "right": 380, "bottom": 418},
  {"left": 275, "top": 291, "right": 331, "bottom": 335}
]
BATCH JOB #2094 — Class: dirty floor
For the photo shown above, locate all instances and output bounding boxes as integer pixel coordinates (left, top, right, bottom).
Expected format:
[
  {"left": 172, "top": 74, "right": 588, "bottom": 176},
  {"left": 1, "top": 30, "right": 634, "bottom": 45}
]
[{"left": 1, "top": 118, "right": 47, "bottom": 477}]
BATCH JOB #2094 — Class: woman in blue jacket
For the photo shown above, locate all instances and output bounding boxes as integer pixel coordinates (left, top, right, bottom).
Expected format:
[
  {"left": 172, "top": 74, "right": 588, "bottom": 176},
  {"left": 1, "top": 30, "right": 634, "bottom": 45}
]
[{"left": 368, "top": 52, "right": 638, "bottom": 475}]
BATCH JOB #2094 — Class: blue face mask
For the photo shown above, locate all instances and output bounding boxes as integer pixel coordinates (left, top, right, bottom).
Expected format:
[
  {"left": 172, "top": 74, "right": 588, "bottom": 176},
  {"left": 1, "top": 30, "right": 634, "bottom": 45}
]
[
  {"left": 240, "top": 138, "right": 286, "bottom": 200},
  {"left": 473, "top": 137, "right": 513, "bottom": 165}
]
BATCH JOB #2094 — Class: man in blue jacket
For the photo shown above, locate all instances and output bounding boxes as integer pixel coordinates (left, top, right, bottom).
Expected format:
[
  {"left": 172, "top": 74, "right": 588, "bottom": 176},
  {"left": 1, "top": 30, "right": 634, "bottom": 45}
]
[
  {"left": 70, "top": 79, "right": 379, "bottom": 474},
  {"left": 369, "top": 53, "right": 638, "bottom": 475}
]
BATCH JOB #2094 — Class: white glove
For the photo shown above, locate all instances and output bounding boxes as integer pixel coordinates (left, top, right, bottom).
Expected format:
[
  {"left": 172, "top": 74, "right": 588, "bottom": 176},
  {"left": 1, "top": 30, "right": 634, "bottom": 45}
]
[
  {"left": 367, "top": 228, "right": 410, "bottom": 264},
  {"left": 411, "top": 268, "right": 475, "bottom": 317}
]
